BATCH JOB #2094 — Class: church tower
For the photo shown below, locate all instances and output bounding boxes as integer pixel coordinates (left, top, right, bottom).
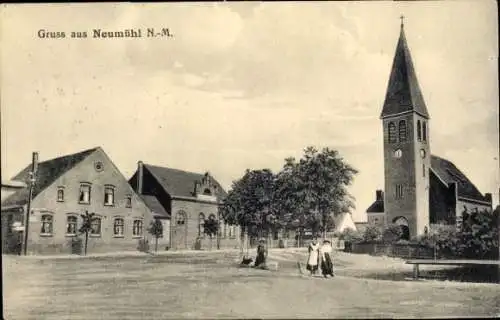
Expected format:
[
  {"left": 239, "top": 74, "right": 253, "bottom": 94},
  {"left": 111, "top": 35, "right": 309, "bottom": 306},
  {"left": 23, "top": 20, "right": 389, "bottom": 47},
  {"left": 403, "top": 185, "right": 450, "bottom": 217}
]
[{"left": 380, "top": 17, "right": 431, "bottom": 239}]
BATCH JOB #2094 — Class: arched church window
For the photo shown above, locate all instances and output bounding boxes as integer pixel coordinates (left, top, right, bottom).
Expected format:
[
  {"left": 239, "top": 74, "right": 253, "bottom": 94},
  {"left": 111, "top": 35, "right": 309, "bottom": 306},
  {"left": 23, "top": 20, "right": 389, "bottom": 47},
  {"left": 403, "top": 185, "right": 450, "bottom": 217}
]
[
  {"left": 398, "top": 120, "right": 407, "bottom": 142},
  {"left": 417, "top": 120, "right": 422, "bottom": 141},
  {"left": 422, "top": 121, "right": 427, "bottom": 142},
  {"left": 198, "top": 213, "right": 205, "bottom": 237},
  {"left": 388, "top": 122, "right": 396, "bottom": 143}
]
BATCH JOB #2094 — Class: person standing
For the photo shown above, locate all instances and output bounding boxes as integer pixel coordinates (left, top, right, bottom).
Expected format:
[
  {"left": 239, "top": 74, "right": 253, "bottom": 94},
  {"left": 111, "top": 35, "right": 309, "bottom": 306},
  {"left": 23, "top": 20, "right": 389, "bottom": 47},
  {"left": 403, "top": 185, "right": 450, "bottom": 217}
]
[
  {"left": 319, "top": 239, "right": 334, "bottom": 278},
  {"left": 254, "top": 238, "right": 267, "bottom": 268},
  {"left": 306, "top": 238, "right": 320, "bottom": 276}
]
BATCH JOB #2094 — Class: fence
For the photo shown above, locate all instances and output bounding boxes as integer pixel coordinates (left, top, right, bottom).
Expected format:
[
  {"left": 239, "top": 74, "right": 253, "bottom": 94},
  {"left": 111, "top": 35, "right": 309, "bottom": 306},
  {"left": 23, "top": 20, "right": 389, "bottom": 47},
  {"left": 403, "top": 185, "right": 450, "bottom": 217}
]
[{"left": 350, "top": 242, "right": 436, "bottom": 259}]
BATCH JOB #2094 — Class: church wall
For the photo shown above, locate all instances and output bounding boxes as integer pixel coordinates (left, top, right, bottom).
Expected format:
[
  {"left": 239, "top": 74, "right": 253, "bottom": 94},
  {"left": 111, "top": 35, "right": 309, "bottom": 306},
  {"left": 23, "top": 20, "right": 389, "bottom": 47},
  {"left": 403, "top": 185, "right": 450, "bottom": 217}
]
[
  {"left": 429, "top": 171, "right": 455, "bottom": 225},
  {"left": 383, "top": 114, "right": 418, "bottom": 235},
  {"left": 412, "top": 114, "right": 431, "bottom": 236}
]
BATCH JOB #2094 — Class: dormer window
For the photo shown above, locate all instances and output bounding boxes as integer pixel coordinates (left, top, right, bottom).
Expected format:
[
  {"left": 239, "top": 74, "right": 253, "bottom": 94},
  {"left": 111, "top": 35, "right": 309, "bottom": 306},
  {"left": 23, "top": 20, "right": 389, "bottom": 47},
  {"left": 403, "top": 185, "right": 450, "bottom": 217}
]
[{"left": 203, "top": 188, "right": 212, "bottom": 196}]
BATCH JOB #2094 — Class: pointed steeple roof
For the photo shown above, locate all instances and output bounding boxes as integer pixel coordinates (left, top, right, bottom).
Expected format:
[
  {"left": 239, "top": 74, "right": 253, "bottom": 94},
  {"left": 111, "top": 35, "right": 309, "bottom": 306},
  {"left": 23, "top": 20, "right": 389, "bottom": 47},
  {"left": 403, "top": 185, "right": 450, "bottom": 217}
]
[{"left": 380, "top": 17, "right": 430, "bottom": 119}]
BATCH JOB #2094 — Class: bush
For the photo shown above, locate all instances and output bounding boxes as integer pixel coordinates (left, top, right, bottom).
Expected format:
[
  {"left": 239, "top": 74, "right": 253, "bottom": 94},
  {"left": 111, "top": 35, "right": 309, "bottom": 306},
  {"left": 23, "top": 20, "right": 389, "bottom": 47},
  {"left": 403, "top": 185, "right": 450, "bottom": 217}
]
[
  {"left": 457, "top": 209, "right": 499, "bottom": 259},
  {"left": 339, "top": 228, "right": 363, "bottom": 243},
  {"left": 278, "top": 239, "right": 286, "bottom": 248},
  {"left": 363, "top": 225, "right": 382, "bottom": 243},
  {"left": 382, "top": 224, "right": 403, "bottom": 243},
  {"left": 414, "top": 224, "right": 459, "bottom": 258}
]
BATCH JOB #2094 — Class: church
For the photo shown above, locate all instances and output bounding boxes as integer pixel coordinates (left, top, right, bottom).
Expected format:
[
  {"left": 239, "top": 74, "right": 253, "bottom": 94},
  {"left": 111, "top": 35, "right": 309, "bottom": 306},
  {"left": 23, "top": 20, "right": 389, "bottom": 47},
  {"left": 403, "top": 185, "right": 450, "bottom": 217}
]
[{"left": 365, "top": 18, "right": 493, "bottom": 240}]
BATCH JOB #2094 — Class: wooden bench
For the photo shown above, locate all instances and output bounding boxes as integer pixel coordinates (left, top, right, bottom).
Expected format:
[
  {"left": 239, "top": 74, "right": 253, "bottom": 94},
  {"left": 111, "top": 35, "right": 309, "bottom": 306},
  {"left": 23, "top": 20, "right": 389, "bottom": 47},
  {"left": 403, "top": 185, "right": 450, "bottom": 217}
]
[{"left": 406, "top": 259, "right": 500, "bottom": 280}]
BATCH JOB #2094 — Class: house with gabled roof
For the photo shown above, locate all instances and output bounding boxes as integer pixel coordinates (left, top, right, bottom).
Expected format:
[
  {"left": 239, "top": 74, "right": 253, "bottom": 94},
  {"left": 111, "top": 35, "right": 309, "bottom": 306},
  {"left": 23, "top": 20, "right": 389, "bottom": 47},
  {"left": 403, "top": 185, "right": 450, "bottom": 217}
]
[
  {"left": 129, "top": 161, "right": 240, "bottom": 250},
  {"left": 1, "top": 147, "right": 154, "bottom": 255},
  {"left": 366, "top": 19, "right": 493, "bottom": 239}
]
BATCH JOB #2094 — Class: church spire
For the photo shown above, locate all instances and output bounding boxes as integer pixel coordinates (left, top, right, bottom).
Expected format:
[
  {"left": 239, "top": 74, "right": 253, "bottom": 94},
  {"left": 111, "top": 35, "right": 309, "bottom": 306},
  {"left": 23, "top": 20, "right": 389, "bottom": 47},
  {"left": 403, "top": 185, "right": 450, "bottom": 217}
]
[{"left": 380, "top": 17, "right": 430, "bottom": 119}]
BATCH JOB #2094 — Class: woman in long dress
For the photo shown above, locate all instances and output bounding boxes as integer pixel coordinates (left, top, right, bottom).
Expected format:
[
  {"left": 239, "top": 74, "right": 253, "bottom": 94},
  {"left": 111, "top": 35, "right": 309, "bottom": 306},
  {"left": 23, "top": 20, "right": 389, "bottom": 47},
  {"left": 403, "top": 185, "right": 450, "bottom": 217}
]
[
  {"left": 306, "top": 239, "right": 320, "bottom": 276},
  {"left": 319, "top": 239, "right": 334, "bottom": 278},
  {"left": 254, "top": 239, "right": 267, "bottom": 268}
]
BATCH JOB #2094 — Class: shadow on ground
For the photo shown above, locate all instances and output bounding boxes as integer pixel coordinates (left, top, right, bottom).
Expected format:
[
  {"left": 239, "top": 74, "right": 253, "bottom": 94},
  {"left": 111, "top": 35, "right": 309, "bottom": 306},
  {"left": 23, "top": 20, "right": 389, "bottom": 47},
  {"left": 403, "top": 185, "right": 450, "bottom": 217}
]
[{"left": 349, "top": 265, "right": 499, "bottom": 284}]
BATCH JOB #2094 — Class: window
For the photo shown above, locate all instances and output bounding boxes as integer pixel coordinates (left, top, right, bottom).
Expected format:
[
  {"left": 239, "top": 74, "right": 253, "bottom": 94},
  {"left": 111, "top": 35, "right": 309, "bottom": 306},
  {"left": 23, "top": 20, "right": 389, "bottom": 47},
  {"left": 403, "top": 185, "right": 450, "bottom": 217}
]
[
  {"left": 423, "top": 164, "right": 426, "bottom": 177},
  {"left": 388, "top": 122, "right": 396, "bottom": 143},
  {"left": 114, "top": 218, "right": 124, "bottom": 236},
  {"left": 417, "top": 120, "right": 422, "bottom": 141},
  {"left": 198, "top": 213, "right": 205, "bottom": 237},
  {"left": 133, "top": 219, "right": 143, "bottom": 237},
  {"left": 91, "top": 217, "right": 101, "bottom": 236},
  {"left": 113, "top": 217, "right": 124, "bottom": 237},
  {"left": 57, "top": 187, "right": 65, "bottom": 202},
  {"left": 423, "top": 121, "right": 427, "bottom": 142},
  {"left": 203, "top": 188, "right": 212, "bottom": 195},
  {"left": 398, "top": 120, "right": 407, "bottom": 142},
  {"left": 395, "top": 184, "right": 404, "bottom": 199},
  {"left": 79, "top": 183, "right": 91, "bottom": 204},
  {"left": 126, "top": 195, "right": 132, "bottom": 208},
  {"left": 104, "top": 186, "right": 115, "bottom": 206},
  {"left": 393, "top": 149, "right": 402, "bottom": 159},
  {"left": 176, "top": 211, "right": 186, "bottom": 225},
  {"left": 66, "top": 215, "right": 77, "bottom": 236},
  {"left": 41, "top": 214, "right": 53, "bottom": 235}
]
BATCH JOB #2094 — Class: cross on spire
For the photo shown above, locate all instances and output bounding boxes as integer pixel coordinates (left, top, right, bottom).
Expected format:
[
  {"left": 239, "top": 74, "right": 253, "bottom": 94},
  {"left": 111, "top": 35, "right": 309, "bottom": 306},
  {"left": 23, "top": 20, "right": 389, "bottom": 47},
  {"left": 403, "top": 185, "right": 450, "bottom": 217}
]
[{"left": 400, "top": 15, "right": 405, "bottom": 28}]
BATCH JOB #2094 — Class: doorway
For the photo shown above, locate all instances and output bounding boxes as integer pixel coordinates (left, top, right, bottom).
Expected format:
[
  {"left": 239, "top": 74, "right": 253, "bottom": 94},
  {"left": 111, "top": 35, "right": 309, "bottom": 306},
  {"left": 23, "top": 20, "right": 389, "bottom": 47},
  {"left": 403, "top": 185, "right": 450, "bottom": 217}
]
[{"left": 172, "top": 210, "right": 187, "bottom": 250}]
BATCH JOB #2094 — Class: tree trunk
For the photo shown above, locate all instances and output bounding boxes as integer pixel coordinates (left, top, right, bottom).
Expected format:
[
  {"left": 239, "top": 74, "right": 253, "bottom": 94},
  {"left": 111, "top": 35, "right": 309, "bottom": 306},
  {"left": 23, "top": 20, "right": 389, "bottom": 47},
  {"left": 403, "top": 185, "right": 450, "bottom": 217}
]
[
  {"left": 240, "top": 225, "right": 245, "bottom": 257},
  {"left": 209, "top": 236, "right": 213, "bottom": 251},
  {"left": 84, "top": 232, "right": 89, "bottom": 256},
  {"left": 155, "top": 236, "right": 159, "bottom": 253}
]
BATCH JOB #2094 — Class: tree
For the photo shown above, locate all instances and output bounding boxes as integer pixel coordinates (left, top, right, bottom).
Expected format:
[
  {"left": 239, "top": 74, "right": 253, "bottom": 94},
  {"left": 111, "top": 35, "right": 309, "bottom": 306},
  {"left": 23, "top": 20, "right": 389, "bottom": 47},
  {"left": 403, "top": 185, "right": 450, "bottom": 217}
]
[
  {"left": 148, "top": 218, "right": 163, "bottom": 253},
  {"left": 274, "top": 147, "right": 358, "bottom": 238},
  {"left": 79, "top": 211, "right": 95, "bottom": 256},
  {"left": 457, "top": 208, "right": 499, "bottom": 259},
  {"left": 363, "top": 225, "right": 383, "bottom": 243},
  {"left": 219, "top": 169, "right": 276, "bottom": 246},
  {"left": 203, "top": 215, "right": 219, "bottom": 250}
]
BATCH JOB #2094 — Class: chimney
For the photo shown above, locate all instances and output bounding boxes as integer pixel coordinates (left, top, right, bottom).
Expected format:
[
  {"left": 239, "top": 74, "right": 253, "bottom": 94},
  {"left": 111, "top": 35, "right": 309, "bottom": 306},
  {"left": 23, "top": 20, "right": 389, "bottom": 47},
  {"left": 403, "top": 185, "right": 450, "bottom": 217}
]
[
  {"left": 376, "top": 190, "right": 384, "bottom": 201},
  {"left": 484, "top": 193, "right": 492, "bottom": 203},
  {"left": 137, "top": 161, "right": 144, "bottom": 194}
]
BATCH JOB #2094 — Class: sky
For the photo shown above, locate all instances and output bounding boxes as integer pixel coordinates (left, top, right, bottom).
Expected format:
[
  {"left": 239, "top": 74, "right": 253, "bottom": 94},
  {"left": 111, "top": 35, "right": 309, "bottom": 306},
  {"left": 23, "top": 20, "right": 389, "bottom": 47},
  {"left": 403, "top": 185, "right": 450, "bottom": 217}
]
[{"left": 1, "top": 2, "right": 498, "bottom": 222}]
